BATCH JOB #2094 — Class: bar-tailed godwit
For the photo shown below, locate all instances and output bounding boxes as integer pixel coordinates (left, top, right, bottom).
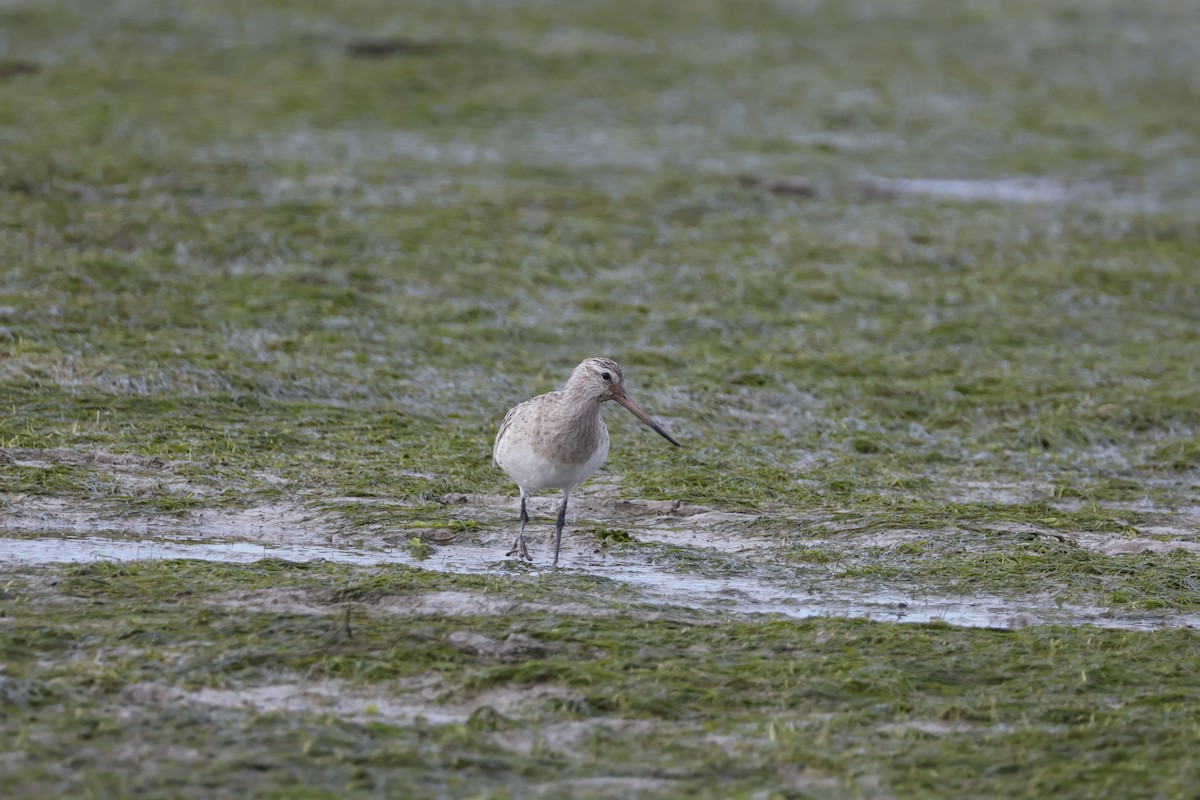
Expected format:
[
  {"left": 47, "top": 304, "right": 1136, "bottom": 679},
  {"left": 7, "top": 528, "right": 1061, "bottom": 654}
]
[{"left": 493, "top": 357, "right": 680, "bottom": 565}]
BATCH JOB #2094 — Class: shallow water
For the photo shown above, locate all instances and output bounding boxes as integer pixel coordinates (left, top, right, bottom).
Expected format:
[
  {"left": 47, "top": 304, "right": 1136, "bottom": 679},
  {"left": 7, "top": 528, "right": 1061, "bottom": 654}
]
[{"left": 4, "top": 533, "right": 1193, "bottom": 632}]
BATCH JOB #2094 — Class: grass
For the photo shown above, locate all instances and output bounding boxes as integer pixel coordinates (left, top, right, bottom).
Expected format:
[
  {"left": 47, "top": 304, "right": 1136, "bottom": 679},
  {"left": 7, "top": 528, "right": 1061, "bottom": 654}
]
[{"left": 2, "top": 0, "right": 1199, "bottom": 796}]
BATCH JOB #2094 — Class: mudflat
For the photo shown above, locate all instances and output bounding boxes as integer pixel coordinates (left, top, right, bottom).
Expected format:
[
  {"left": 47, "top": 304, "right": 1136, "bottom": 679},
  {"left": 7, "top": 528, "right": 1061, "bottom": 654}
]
[{"left": 2, "top": 0, "right": 1198, "bottom": 797}]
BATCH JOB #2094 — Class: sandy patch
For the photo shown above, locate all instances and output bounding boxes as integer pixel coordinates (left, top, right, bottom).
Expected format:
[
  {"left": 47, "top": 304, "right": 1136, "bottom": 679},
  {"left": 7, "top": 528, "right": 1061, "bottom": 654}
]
[
  {"left": 210, "top": 587, "right": 333, "bottom": 617},
  {"left": 984, "top": 524, "right": 1200, "bottom": 556},
  {"left": 184, "top": 504, "right": 339, "bottom": 543},
  {"left": 121, "top": 677, "right": 573, "bottom": 725},
  {"left": 0, "top": 496, "right": 341, "bottom": 545},
  {"left": 855, "top": 176, "right": 1092, "bottom": 204},
  {"left": 3, "top": 446, "right": 200, "bottom": 493},
  {"left": 446, "top": 631, "right": 551, "bottom": 659},
  {"left": 4, "top": 447, "right": 168, "bottom": 469},
  {"left": 877, "top": 720, "right": 976, "bottom": 736},
  {"left": 435, "top": 492, "right": 762, "bottom": 555},
  {"left": 209, "top": 587, "right": 617, "bottom": 623},
  {"left": 800, "top": 528, "right": 941, "bottom": 550},
  {"left": 1, "top": 448, "right": 343, "bottom": 544},
  {"left": 1092, "top": 538, "right": 1200, "bottom": 556},
  {"left": 372, "top": 590, "right": 605, "bottom": 620},
  {"left": 942, "top": 480, "right": 1046, "bottom": 506},
  {"left": 502, "top": 718, "right": 661, "bottom": 758},
  {"left": 437, "top": 491, "right": 716, "bottom": 520},
  {"left": 542, "top": 777, "right": 681, "bottom": 795}
]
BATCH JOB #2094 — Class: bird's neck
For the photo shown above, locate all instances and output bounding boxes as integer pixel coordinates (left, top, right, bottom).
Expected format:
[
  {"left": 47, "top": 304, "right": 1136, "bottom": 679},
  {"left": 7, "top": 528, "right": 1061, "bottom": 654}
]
[
  {"left": 560, "top": 381, "right": 603, "bottom": 405},
  {"left": 555, "top": 386, "right": 606, "bottom": 423}
]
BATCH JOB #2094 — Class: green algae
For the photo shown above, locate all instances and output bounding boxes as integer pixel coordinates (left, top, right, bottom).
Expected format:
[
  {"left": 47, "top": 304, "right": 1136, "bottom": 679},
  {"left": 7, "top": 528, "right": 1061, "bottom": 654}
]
[
  {"left": 2, "top": 0, "right": 1200, "bottom": 796},
  {"left": 2, "top": 560, "right": 1199, "bottom": 798}
]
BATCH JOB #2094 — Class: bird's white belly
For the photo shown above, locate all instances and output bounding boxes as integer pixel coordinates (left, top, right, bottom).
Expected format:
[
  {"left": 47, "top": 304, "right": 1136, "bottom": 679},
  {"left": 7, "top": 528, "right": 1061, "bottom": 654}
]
[{"left": 496, "top": 433, "right": 609, "bottom": 493}]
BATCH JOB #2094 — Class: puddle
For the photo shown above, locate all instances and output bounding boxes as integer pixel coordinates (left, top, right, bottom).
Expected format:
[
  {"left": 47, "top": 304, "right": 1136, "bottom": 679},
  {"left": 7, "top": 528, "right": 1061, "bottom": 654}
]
[
  {"left": 0, "top": 534, "right": 412, "bottom": 569},
  {"left": 852, "top": 176, "right": 1155, "bottom": 208},
  {"left": 3, "top": 533, "right": 1195, "bottom": 632},
  {"left": 857, "top": 176, "right": 1079, "bottom": 203}
]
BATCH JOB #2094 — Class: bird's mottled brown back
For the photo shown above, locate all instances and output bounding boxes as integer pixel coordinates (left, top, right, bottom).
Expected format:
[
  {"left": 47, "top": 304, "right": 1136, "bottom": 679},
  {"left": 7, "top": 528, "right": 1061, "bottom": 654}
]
[{"left": 493, "top": 388, "right": 607, "bottom": 468}]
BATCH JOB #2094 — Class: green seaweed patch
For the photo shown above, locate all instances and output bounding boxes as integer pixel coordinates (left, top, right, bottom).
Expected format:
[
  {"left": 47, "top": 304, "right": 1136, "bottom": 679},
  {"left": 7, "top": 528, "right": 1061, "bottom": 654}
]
[
  {"left": 4, "top": 559, "right": 1200, "bottom": 797},
  {"left": 1145, "top": 437, "right": 1200, "bottom": 471}
]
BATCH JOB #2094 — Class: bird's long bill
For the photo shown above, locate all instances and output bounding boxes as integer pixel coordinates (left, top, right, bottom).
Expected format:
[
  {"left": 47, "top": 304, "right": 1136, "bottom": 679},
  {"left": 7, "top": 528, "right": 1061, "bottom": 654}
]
[{"left": 614, "top": 392, "right": 681, "bottom": 447}]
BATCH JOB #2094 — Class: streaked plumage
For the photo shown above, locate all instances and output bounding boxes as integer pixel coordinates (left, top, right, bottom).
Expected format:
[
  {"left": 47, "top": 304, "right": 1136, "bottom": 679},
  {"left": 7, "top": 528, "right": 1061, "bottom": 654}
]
[{"left": 493, "top": 357, "right": 680, "bottom": 565}]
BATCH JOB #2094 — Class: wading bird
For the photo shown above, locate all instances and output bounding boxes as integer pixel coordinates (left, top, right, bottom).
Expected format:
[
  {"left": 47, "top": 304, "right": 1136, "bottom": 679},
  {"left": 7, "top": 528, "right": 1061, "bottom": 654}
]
[{"left": 492, "top": 357, "right": 680, "bottom": 565}]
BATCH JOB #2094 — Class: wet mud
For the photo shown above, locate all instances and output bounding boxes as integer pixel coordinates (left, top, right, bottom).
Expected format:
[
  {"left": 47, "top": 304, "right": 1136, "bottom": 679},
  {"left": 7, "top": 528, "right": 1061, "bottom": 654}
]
[{"left": 3, "top": 447, "right": 1196, "bottom": 631}]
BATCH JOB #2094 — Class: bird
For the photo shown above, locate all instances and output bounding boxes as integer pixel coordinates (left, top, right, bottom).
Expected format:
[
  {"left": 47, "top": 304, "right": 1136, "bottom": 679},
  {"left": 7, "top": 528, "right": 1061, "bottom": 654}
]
[{"left": 492, "top": 357, "right": 680, "bottom": 566}]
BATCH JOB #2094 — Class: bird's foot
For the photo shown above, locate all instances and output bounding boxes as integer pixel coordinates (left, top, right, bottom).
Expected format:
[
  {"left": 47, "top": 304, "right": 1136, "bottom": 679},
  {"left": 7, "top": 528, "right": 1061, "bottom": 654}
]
[{"left": 505, "top": 537, "right": 532, "bottom": 561}]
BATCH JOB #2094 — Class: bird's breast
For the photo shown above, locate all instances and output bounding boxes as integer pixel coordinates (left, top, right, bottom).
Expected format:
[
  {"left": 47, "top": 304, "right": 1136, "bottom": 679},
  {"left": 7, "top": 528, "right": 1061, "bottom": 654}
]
[
  {"left": 533, "top": 410, "right": 606, "bottom": 465},
  {"left": 494, "top": 401, "right": 610, "bottom": 491}
]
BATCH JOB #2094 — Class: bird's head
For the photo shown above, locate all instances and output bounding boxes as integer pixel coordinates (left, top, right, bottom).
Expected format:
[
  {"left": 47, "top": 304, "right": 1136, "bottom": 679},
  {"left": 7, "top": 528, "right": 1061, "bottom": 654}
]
[{"left": 567, "top": 357, "right": 680, "bottom": 447}]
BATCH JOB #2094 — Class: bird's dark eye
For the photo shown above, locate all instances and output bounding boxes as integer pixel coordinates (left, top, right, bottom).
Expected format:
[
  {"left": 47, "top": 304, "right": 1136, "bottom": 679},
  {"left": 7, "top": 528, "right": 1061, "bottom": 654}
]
[{"left": 601, "top": 372, "right": 611, "bottom": 381}]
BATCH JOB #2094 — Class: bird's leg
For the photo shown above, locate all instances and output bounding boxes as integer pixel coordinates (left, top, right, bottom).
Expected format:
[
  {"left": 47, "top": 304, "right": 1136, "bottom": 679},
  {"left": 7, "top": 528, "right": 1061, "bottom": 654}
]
[
  {"left": 552, "top": 491, "right": 570, "bottom": 567},
  {"left": 506, "top": 494, "right": 532, "bottom": 561}
]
